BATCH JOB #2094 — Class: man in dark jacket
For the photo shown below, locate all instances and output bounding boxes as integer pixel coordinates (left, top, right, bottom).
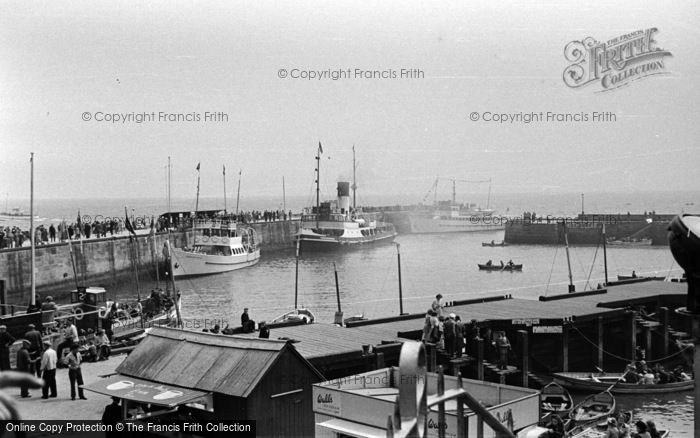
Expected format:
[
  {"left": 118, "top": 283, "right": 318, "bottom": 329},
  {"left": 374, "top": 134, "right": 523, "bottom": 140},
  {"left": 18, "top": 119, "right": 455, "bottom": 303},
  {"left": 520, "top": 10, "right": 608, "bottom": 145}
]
[
  {"left": 16, "top": 340, "right": 33, "bottom": 398},
  {"left": 443, "top": 314, "right": 456, "bottom": 357},
  {"left": 0, "top": 325, "right": 15, "bottom": 371},
  {"left": 24, "top": 324, "right": 43, "bottom": 377}
]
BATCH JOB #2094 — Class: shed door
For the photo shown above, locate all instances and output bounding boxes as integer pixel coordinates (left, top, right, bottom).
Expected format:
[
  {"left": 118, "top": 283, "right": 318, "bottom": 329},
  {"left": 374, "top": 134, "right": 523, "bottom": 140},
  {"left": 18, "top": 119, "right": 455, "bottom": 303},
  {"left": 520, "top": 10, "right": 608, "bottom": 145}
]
[{"left": 271, "top": 391, "right": 306, "bottom": 437}]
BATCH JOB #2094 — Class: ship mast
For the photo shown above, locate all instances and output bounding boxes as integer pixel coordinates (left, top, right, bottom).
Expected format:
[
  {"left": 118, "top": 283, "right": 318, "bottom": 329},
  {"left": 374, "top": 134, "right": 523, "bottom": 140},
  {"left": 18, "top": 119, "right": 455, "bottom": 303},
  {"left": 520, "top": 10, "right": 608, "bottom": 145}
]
[
  {"left": 30, "top": 153, "right": 35, "bottom": 307},
  {"left": 316, "top": 142, "right": 322, "bottom": 229},
  {"left": 352, "top": 145, "right": 357, "bottom": 210},
  {"left": 194, "top": 163, "right": 201, "bottom": 218},
  {"left": 235, "top": 169, "right": 242, "bottom": 214},
  {"left": 487, "top": 178, "right": 492, "bottom": 209},
  {"left": 223, "top": 165, "right": 227, "bottom": 214},
  {"left": 564, "top": 222, "right": 575, "bottom": 293},
  {"left": 452, "top": 179, "right": 456, "bottom": 204}
]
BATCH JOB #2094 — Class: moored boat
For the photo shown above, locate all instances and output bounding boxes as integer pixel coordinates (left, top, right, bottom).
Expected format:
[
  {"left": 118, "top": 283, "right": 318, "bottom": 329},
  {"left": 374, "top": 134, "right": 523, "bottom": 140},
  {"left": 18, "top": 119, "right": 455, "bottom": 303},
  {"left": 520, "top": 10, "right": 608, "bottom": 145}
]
[
  {"left": 540, "top": 382, "right": 574, "bottom": 418},
  {"left": 482, "top": 240, "right": 508, "bottom": 247},
  {"left": 478, "top": 262, "right": 522, "bottom": 271},
  {"left": 171, "top": 218, "right": 260, "bottom": 277},
  {"left": 270, "top": 308, "right": 315, "bottom": 325},
  {"left": 408, "top": 179, "right": 504, "bottom": 234},
  {"left": 570, "top": 390, "right": 615, "bottom": 426},
  {"left": 606, "top": 237, "right": 652, "bottom": 246},
  {"left": 553, "top": 371, "right": 693, "bottom": 394}
]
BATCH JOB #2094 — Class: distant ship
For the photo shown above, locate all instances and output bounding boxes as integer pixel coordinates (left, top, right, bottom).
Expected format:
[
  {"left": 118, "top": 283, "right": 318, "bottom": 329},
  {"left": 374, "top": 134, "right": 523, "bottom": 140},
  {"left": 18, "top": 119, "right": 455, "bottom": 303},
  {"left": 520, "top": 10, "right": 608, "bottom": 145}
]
[
  {"left": 171, "top": 218, "right": 260, "bottom": 277},
  {"left": 297, "top": 145, "right": 397, "bottom": 251},
  {"left": 0, "top": 207, "right": 36, "bottom": 220},
  {"left": 407, "top": 179, "right": 504, "bottom": 233}
]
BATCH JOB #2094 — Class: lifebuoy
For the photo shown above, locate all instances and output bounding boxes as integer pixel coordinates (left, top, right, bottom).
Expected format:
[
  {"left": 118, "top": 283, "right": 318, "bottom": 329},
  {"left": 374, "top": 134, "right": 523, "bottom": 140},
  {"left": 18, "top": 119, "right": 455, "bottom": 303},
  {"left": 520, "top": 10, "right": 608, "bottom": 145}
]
[
  {"left": 73, "top": 307, "right": 84, "bottom": 320},
  {"left": 201, "top": 236, "right": 209, "bottom": 243},
  {"left": 222, "top": 237, "right": 229, "bottom": 244},
  {"left": 211, "top": 236, "right": 219, "bottom": 243}
]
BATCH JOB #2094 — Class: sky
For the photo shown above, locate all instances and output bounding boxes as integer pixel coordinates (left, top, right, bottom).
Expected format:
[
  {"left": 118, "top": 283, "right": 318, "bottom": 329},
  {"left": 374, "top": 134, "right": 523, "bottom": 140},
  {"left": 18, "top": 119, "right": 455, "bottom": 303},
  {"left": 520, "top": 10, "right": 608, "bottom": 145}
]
[{"left": 1, "top": 0, "right": 698, "bottom": 204}]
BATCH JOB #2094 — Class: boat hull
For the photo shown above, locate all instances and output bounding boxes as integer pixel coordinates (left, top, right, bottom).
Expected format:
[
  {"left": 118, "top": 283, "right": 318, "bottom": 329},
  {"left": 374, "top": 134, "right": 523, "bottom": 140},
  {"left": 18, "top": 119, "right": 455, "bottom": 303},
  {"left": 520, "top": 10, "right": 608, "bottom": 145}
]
[
  {"left": 478, "top": 264, "right": 522, "bottom": 271},
  {"left": 409, "top": 215, "right": 505, "bottom": 234},
  {"left": 298, "top": 230, "right": 397, "bottom": 251},
  {"left": 171, "top": 248, "right": 260, "bottom": 277},
  {"left": 553, "top": 372, "right": 693, "bottom": 394}
]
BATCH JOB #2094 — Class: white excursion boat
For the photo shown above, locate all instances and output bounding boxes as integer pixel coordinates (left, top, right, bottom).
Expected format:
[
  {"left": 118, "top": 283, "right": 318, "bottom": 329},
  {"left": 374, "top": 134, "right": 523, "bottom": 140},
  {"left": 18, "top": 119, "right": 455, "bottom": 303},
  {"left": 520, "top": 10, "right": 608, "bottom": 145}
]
[
  {"left": 171, "top": 218, "right": 260, "bottom": 277},
  {"left": 408, "top": 178, "right": 504, "bottom": 233}
]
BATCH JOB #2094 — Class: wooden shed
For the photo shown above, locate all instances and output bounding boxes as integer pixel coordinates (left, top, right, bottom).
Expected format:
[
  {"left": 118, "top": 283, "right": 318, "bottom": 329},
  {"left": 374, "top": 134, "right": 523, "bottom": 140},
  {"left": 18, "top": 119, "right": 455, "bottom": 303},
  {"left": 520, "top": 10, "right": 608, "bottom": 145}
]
[{"left": 88, "top": 327, "right": 324, "bottom": 437}]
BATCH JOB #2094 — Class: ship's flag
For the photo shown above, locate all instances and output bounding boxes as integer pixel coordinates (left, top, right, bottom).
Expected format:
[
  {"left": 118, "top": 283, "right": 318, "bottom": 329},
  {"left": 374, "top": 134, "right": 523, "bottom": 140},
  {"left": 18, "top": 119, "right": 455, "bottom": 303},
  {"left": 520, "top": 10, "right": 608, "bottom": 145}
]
[
  {"left": 223, "top": 165, "right": 226, "bottom": 176},
  {"left": 318, "top": 141, "right": 323, "bottom": 154},
  {"left": 124, "top": 207, "right": 137, "bottom": 238},
  {"left": 196, "top": 162, "right": 200, "bottom": 171}
]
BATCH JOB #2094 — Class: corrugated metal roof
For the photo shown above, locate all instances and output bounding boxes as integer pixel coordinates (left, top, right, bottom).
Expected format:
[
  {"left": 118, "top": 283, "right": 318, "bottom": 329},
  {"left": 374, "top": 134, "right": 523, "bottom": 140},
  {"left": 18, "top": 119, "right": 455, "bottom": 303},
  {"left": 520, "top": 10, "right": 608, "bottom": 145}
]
[{"left": 116, "top": 327, "right": 296, "bottom": 398}]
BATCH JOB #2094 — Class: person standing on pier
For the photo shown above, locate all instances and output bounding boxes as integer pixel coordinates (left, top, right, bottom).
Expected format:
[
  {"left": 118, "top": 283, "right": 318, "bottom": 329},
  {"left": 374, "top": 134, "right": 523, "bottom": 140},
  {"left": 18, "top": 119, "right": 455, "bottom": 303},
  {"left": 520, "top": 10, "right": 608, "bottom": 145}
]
[
  {"left": 65, "top": 344, "right": 87, "bottom": 400},
  {"left": 495, "top": 331, "right": 511, "bottom": 370},
  {"left": 16, "top": 340, "right": 33, "bottom": 398},
  {"left": 454, "top": 316, "right": 465, "bottom": 358},
  {"left": 40, "top": 340, "right": 57, "bottom": 399},
  {"left": 0, "top": 325, "right": 15, "bottom": 371},
  {"left": 24, "top": 324, "right": 43, "bottom": 377},
  {"left": 443, "top": 314, "right": 456, "bottom": 357},
  {"left": 431, "top": 294, "right": 444, "bottom": 317}
]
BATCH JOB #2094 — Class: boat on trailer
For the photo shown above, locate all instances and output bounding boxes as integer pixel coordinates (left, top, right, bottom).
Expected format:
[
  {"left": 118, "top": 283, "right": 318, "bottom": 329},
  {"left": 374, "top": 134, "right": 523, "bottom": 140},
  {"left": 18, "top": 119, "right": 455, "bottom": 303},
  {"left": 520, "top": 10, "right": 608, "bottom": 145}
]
[{"left": 171, "top": 218, "right": 260, "bottom": 277}]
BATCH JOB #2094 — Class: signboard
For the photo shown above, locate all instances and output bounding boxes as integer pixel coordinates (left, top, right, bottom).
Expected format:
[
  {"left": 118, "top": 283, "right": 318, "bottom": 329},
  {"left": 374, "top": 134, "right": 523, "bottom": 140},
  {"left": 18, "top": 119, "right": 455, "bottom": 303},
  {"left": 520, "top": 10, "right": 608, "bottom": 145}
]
[
  {"left": 533, "top": 326, "right": 563, "bottom": 334},
  {"left": 314, "top": 389, "right": 342, "bottom": 416},
  {"left": 511, "top": 319, "right": 540, "bottom": 326}
]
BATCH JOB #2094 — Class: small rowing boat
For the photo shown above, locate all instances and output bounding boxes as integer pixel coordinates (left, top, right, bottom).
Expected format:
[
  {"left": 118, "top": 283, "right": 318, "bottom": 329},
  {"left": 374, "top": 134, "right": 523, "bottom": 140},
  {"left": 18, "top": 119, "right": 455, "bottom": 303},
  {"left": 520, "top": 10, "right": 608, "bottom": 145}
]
[
  {"left": 482, "top": 240, "right": 508, "bottom": 247},
  {"left": 570, "top": 391, "right": 615, "bottom": 426},
  {"left": 478, "top": 263, "right": 522, "bottom": 271},
  {"left": 553, "top": 371, "right": 693, "bottom": 394},
  {"left": 540, "top": 382, "right": 573, "bottom": 418}
]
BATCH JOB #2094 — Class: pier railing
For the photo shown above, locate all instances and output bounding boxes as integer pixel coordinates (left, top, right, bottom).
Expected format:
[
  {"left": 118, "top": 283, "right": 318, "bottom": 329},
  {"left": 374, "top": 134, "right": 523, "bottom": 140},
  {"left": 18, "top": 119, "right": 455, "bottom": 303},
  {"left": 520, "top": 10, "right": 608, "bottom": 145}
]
[{"left": 387, "top": 342, "right": 515, "bottom": 438}]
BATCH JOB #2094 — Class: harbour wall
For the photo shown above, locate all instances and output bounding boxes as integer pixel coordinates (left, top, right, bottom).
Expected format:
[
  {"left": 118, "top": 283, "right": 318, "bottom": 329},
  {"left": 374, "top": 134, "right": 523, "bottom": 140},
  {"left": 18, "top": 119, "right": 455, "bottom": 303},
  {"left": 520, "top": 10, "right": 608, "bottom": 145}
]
[
  {"left": 504, "top": 220, "right": 672, "bottom": 245},
  {"left": 0, "top": 220, "right": 301, "bottom": 305}
]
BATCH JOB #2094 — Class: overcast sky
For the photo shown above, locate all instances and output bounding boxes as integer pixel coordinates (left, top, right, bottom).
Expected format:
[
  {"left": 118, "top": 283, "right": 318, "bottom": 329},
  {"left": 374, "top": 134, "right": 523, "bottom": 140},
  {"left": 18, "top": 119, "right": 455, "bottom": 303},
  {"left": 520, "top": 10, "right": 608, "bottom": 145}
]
[{"left": 1, "top": 0, "right": 698, "bottom": 202}]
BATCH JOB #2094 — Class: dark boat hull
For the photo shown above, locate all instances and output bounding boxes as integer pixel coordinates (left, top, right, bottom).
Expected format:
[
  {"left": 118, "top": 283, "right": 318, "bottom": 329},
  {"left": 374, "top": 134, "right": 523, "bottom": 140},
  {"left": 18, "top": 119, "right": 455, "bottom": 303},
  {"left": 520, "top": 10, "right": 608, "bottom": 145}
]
[
  {"left": 478, "top": 264, "right": 522, "bottom": 271},
  {"left": 298, "top": 231, "right": 397, "bottom": 252}
]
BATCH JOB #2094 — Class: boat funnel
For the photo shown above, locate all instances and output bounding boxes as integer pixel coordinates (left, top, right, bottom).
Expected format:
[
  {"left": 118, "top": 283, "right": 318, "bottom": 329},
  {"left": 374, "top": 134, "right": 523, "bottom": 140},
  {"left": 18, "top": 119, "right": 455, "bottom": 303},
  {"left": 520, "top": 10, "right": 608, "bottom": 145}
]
[{"left": 337, "top": 182, "right": 351, "bottom": 214}]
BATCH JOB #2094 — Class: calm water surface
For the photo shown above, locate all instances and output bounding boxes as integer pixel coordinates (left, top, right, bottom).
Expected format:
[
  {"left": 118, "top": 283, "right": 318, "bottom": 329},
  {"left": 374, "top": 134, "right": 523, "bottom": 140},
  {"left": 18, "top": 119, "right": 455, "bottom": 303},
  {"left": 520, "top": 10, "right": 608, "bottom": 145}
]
[{"left": 117, "top": 231, "right": 691, "bottom": 435}]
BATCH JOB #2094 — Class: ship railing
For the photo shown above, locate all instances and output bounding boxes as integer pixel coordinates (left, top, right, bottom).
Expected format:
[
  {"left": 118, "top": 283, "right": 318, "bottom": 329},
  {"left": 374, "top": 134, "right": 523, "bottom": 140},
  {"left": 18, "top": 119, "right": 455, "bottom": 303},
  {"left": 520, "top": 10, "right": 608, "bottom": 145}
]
[
  {"left": 387, "top": 342, "right": 515, "bottom": 438},
  {"left": 192, "top": 218, "right": 237, "bottom": 229}
]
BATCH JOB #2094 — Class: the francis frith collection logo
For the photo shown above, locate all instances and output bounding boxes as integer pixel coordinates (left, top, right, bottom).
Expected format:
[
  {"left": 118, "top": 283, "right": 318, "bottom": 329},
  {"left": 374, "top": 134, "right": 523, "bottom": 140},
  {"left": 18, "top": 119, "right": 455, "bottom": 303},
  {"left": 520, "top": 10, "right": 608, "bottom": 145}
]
[{"left": 563, "top": 28, "right": 672, "bottom": 92}]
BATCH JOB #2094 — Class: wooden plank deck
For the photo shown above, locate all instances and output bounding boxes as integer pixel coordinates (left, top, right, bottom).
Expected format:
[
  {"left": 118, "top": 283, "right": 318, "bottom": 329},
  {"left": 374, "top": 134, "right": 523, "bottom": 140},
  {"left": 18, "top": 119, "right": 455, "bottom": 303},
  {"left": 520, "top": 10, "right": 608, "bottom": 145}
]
[{"left": 239, "top": 281, "right": 685, "bottom": 361}]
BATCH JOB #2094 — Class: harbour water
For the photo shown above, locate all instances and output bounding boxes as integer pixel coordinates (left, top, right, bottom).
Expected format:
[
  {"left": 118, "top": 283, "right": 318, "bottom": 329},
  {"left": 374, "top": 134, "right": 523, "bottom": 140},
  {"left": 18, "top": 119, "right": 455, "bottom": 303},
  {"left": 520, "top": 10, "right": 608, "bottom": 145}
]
[
  {"left": 115, "top": 230, "right": 691, "bottom": 436},
  {"left": 2, "top": 193, "right": 695, "bottom": 435}
]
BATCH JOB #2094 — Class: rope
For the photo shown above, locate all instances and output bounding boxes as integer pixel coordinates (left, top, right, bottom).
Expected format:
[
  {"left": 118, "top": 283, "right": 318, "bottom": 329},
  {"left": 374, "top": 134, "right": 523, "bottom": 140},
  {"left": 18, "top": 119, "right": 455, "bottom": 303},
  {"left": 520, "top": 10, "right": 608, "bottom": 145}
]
[
  {"left": 583, "top": 238, "right": 600, "bottom": 291},
  {"left": 544, "top": 246, "right": 559, "bottom": 297},
  {"left": 571, "top": 325, "right": 692, "bottom": 364}
]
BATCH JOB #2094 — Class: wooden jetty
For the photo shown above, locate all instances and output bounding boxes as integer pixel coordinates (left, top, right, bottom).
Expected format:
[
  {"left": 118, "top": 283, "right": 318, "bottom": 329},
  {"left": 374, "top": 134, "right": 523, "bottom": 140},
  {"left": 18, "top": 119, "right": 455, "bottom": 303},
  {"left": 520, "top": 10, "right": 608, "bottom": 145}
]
[{"left": 237, "top": 280, "right": 688, "bottom": 384}]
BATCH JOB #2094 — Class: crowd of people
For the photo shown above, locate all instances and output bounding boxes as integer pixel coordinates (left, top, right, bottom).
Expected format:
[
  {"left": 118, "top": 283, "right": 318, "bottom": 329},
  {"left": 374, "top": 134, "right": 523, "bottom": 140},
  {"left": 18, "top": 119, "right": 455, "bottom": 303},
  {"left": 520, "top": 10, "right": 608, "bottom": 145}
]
[
  {"left": 420, "top": 293, "right": 513, "bottom": 370},
  {"left": 621, "top": 360, "right": 690, "bottom": 385},
  {"left": 0, "top": 219, "right": 128, "bottom": 249},
  {"left": 0, "top": 321, "right": 98, "bottom": 401},
  {"left": 0, "top": 226, "right": 27, "bottom": 249}
]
